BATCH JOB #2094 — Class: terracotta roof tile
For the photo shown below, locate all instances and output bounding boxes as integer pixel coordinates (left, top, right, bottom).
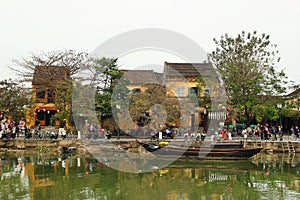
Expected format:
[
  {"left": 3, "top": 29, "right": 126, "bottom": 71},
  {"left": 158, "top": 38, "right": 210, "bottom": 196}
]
[
  {"left": 164, "top": 62, "right": 215, "bottom": 78},
  {"left": 123, "top": 70, "right": 163, "bottom": 85}
]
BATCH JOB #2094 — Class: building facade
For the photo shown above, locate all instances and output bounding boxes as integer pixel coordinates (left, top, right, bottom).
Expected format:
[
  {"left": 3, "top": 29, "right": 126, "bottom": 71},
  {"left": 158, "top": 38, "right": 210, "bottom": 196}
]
[
  {"left": 121, "top": 62, "right": 218, "bottom": 131},
  {"left": 28, "top": 66, "right": 70, "bottom": 127}
]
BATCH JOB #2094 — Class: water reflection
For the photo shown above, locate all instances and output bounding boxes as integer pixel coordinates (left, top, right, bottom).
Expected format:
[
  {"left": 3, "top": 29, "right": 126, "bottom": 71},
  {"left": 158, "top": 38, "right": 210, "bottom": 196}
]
[{"left": 0, "top": 152, "right": 300, "bottom": 200}]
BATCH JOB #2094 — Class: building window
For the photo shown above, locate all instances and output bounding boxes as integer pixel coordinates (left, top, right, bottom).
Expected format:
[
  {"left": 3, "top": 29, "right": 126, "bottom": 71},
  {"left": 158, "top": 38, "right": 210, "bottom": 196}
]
[
  {"left": 36, "top": 90, "right": 45, "bottom": 99},
  {"left": 204, "top": 87, "right": 210, "bottom": 97},
  {"left": 188, "top": 87, "right": 199, "bottom": 96},
  {"left": 47, "top": 89, "right": 55, "bottom": 103},
  {"left": 176, "top": 86, "right": 185, "bottom": 97}
]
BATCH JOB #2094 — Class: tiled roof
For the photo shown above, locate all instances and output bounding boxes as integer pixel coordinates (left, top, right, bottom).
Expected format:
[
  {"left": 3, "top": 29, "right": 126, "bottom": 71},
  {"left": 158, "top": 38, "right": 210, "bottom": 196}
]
[
  {"left": 32, "top": 66, "right": 70, "bottom": 86},
  {"left": 122, "top": 70, "right": 163, "bottom": 85},
  {"left": 287, "top": 88, "right": 300, "bottom": 97},
  {"left": 154, "top": 72, "right": 164, "bottom": 84},
  {"left": 164, "top": 62, "right": 216, "bottom": 78}
]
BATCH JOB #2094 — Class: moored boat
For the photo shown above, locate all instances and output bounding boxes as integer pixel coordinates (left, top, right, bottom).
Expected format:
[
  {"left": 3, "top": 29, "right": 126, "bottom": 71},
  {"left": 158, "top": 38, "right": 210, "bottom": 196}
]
[
  {"left": 59, "top": 146, "right": 77, "bottom": 154},
  {"left": 137, "top": 140, "right": 262, "bottom": 160}
]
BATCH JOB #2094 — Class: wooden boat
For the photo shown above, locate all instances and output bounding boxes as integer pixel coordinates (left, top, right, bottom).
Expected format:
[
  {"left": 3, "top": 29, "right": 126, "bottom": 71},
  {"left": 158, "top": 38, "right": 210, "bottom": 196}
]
[
  {"left": 59, "top": 146, "right": 77, "bottom": 154},
  {"left": 137, "top": 140, "right": 262, "bottom": 160}
]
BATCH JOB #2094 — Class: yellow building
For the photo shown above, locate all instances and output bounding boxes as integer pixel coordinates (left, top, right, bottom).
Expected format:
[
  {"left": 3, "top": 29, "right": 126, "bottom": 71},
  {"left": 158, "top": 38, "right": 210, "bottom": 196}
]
[
  {"left": 121, "top": 62, "right": 217, "bottom": 131},
  {"left": 286, "top": 89, "right": 300, "bottom": 111},
  {"left": 28, "top": 66, "right": 70, "bottom": 127},
  {"left": 163, "top": 62, "right": 217, "bottom": 130},
  {"left": 122, "top": 69, "right": 163, "bottom": 93}
]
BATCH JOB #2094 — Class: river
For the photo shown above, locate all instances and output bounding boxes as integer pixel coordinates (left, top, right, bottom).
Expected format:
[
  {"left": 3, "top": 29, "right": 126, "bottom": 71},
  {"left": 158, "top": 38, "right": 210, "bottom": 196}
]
[{"left": 0, "top": 152, "right": 299, "bottom": 200}]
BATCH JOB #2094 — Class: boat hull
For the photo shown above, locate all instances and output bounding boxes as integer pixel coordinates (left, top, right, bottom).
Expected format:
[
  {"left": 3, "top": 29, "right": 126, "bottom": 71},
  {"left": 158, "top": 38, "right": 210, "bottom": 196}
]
[{"left": 138, "top": 142, "right": 262, "bottom": 160}]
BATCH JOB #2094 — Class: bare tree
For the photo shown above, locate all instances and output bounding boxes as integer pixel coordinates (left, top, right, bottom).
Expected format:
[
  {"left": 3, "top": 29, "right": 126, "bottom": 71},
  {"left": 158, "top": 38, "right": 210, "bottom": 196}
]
[{"left": 10, "top": 49, "right": 88, "bottom": 83}]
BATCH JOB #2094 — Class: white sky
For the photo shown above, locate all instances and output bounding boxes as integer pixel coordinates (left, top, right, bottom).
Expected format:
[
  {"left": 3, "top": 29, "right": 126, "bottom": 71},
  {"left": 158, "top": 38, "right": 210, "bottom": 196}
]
[{"left": 0, "top": 0, "right": 299, "bottom": 85}]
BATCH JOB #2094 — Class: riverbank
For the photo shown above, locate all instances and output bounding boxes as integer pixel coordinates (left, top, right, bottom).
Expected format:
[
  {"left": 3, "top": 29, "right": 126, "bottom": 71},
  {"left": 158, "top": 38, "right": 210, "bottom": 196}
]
[
  {"left": 1, "top": 137, "right": 300, "bottom": 155},
  {"left": 0, "top": 139, "right": 83, "bottom": 153}
]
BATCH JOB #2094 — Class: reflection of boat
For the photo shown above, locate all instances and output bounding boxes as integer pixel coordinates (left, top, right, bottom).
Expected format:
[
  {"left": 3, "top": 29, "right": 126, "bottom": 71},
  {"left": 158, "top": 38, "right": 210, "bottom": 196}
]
[
  {"left": 137, "top": 140, "right": 262, "bottom": 160},
  {"left": 59, "top": 146, "right": 77, "bottom": 154}
]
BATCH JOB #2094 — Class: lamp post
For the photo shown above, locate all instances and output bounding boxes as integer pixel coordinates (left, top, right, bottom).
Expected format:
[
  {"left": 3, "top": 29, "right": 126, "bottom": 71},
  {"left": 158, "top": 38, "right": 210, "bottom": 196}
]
[
  {"left": 116, "top": 104, "right": 121, "bottom": 140},
  {"left": 277, "top": 102, "right": 283, "bottom": 141}
]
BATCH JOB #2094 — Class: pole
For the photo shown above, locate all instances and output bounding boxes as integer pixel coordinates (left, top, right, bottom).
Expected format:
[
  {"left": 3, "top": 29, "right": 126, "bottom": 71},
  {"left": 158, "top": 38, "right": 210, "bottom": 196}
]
[{"left": 279, "top": 108, "right": 283, "bottom": 141}]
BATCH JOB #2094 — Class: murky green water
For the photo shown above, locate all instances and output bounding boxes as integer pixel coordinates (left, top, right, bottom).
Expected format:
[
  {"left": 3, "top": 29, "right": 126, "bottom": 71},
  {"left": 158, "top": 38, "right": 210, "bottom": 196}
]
[{"left": 0, "top": 152, "right": 300, "bottom": 200}]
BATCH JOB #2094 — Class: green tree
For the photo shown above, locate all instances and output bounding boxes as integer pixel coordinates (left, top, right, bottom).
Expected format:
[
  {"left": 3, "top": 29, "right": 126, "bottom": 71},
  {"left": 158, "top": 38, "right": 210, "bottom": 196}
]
[
  {"left": 0, "top": 79, "right": 29, "bottom": 120},
  {"left": 210, "top": 31, "right": 289, "bottom": 124},
  {"left": 129, "top": 84, "right": 181, "bottom": 128},
  {"left": 83, "top": 57, "right": 128, "bottom": 130},
  {"left": 91, "top": 58, "right": 125, "bottom": 115}
]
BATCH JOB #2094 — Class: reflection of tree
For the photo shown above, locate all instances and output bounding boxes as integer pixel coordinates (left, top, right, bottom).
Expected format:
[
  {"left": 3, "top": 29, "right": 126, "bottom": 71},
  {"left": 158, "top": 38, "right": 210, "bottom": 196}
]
[{"left": 2, "top": 154, "right": 300, "bottom": 200}]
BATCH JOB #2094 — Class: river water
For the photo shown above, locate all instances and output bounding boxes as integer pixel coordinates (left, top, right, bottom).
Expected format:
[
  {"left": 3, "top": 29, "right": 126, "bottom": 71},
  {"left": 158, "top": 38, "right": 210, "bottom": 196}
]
[{"left": 0, "top": 152, "right": 299, "bottom": 200}]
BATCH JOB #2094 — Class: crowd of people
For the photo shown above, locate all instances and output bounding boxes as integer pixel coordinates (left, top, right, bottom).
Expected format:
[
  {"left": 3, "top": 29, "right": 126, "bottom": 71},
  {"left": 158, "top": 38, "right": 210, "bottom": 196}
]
[
  {"left": 212, "top": 124, "right": 300, "bottom": 142},
  {"left": 0, "top": 114, "right": 27, "bottom": 139},
  {"left": 0, "top": 114, "right": 69, "bottom": 140},
  {"left": 2, "top": 112, "right": 300, "bottom": 142}
]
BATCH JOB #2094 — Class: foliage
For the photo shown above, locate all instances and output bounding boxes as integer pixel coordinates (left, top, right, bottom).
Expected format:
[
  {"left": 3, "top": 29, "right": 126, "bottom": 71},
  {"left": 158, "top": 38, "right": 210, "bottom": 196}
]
[
  {"left": 50, "top": 82, "right": 73, "bottom": 127},
  {"left": 129, "top": 84, "right": 181, "bottom": 127},
  {"left": 10, "top": 50, "right": 89, "bottom": 128},
  {"left": 210, "top": 31, "right": 290, "bottom": 124},
  {"left": 195, "top": 76, "right": 212, "bottom": 109},
  {"left": 91, "top": 58, "right": 126, "bottom": 115},
  {"left": 251, "top": 103, "right": 279, "bottom": 123},
  {"left": 0, "top": 79, "right": 30, "bottom": 120},
  {"left": 83, "top": 57, "right": 128, "bottom": 129},
  {"left": 280, "top": 100, "right": 300, "bottom": 119}
]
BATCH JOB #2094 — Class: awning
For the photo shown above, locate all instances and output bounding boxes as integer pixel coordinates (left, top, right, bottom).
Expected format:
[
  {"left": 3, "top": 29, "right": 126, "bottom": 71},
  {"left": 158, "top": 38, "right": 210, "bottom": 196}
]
[
  {"left": 222, "top": 125, "right": 235, "bottom": 129},
  {"left": 38, "top": 106, "right": 59, "bottom": 111}
]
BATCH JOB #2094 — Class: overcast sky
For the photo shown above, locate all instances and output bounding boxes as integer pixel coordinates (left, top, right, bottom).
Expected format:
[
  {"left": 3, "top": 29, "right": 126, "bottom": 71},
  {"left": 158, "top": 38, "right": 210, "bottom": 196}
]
[{"left": 1, "top": 0, "right": 299, "bottom": 85}]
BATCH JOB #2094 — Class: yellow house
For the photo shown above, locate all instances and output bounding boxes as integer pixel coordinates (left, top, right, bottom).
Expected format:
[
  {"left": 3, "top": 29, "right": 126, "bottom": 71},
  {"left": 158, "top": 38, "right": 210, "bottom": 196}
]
[
  {"left": 286, "top": 89, "right": 300, "bottom": 111},
  {"left": 29, "top": 66, "right": 70, "bottom": 127},
  {"left": 122, "top": 69, "right": 163, "bottom": 93},
  {"left": 163, "top": 62, "right": 217, "bottom": 131},
  {"left": 121, "top": 62, "right": 217, "bottom": 131}
]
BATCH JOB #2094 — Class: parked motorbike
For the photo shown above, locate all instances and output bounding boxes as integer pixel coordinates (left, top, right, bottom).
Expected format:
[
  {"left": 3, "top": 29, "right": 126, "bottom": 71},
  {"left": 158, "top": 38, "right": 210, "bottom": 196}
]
[
  {"left": 24, "top": 131, "right": 32, "bottom": 139},
  {"left": 105, "top": 131, "right": 112, "bottom": 140},
  {"left": 32, "top": 128, "right": 42, "bottom": 139},
  {"left": 0, "top": 130, "right": 7, "bottom": 139},
  {"left": 62, "top": 130, "right": 67, "bottom": 140},
  {"left": 50, "top": 131, "right": 58, "bottom": 139}
]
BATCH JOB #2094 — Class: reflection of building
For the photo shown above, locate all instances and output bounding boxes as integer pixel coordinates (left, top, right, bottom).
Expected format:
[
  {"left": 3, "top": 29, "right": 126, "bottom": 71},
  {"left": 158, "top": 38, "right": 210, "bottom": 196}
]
[{"left": 28, "top": 66, "right": 70, "bottom": 127}]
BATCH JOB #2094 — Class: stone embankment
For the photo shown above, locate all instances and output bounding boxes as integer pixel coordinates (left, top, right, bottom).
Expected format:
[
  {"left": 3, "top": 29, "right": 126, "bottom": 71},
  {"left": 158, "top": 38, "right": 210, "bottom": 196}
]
[
  {"left": 244, "top": 140, "right": 300, "bottom": 154},
  {"left": 0, "top": 139, "right": 83, "bottom": 153},
  {"left": 1, "top": 138, "right": 300, "bottom": 154}
]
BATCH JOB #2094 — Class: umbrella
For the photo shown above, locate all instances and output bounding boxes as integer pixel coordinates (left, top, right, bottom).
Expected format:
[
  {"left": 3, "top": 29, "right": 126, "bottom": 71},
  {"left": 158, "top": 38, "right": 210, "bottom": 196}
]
[
  {"left": 222, "top": 125, "right": 234, "bottom": 129},
  {"left": 236, "top": 123, "right": 246, "bottom": 128},
  {"left": 250, "top": 124, "right": 256, "bottom": 129}
]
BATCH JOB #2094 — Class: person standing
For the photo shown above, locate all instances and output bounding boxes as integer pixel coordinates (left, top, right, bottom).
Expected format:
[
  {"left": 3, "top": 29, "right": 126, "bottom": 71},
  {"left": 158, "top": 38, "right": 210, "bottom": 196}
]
[
  {"left": 263, "top": 125, "right": 269, "bottom": 141},
  {"left": 19, "top": 117, "right": 26, "bottom": 137},
  {"left": 294, "top": 126, "right": 299, "bottom": 140}
]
